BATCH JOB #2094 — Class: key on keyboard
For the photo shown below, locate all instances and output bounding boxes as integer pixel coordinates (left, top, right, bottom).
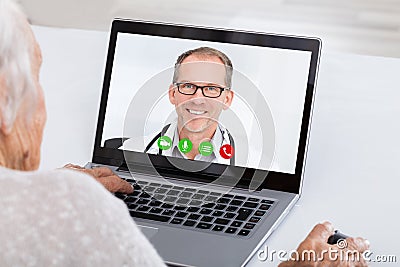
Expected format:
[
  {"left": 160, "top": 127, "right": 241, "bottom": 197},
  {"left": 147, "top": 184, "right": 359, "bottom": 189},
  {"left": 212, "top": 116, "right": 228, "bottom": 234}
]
[{"left": 120, "top": 179, "right": 275, "bottom": 238}]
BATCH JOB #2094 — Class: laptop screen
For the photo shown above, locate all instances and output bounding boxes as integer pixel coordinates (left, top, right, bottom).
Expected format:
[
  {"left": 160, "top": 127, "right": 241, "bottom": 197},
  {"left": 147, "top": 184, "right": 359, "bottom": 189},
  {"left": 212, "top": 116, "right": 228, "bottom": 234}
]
[{"left": 94, "top": 20, "right": 320, "bottom": 193}]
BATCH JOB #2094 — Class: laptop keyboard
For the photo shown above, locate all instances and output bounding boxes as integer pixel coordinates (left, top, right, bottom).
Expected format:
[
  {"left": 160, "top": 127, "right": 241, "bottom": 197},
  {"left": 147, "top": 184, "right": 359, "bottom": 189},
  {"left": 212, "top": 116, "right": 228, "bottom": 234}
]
[{"left": 115, "top": 178, "right": 275, "bottom": 238}]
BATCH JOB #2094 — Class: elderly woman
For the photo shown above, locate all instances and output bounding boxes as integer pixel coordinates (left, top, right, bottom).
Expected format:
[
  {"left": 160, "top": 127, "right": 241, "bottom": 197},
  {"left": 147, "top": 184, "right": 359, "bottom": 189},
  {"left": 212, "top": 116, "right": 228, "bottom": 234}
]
[
  {"left": 0, "top": 0, "right": 369, "bottom": 266},
  {"left": 0, "top": 0, "right": 165, "bottom": 266}
]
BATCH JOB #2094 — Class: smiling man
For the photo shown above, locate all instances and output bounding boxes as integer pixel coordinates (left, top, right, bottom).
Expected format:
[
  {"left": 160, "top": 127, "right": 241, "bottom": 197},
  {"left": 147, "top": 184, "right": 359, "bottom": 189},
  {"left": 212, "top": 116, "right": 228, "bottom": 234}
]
[{"left": 144, "top": 47, "right": 236, "bottom": 165}]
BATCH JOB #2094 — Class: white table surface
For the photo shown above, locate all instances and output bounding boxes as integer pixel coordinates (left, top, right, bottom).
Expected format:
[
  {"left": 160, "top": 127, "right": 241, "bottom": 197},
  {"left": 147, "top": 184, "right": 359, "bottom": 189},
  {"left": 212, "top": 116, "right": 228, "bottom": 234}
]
[{"left": 34, "top": 25, "right": 400, "bottom": 266}]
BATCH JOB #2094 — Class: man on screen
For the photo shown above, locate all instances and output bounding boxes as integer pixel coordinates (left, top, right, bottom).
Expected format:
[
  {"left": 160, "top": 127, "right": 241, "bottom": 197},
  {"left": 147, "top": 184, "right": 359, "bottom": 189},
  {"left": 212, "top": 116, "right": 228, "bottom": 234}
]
[{"left": 144, "top": 47, "right": 236, "bottom": 165}]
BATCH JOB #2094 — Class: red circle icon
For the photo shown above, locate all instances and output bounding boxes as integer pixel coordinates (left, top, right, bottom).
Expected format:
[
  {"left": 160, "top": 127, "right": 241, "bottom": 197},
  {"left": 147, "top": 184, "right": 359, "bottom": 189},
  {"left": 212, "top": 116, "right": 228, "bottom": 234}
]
[{"left": 219, "top": 144, "right": 234, "bottom": 159}]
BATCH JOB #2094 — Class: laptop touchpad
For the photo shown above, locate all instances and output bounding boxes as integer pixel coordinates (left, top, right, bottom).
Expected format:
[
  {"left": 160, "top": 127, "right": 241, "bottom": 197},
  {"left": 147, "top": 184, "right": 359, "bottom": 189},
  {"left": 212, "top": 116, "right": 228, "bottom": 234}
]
[{"left": 138, "top": 225, "right": 159, "bottom": 240}]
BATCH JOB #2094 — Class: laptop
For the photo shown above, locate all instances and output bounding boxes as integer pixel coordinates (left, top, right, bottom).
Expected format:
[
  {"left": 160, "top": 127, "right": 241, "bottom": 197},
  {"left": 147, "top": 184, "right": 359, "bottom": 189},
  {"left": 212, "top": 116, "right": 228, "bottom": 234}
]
[{"left": 88, "top": 19, "right": 321, "bottom": 266}]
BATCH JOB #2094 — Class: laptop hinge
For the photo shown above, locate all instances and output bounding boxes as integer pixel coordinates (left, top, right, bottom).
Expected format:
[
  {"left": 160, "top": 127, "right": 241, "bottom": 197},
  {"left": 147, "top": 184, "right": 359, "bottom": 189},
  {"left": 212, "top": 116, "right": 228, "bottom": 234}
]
[{"left": 116, "top": 162, "right": 262, "bottom": 191}]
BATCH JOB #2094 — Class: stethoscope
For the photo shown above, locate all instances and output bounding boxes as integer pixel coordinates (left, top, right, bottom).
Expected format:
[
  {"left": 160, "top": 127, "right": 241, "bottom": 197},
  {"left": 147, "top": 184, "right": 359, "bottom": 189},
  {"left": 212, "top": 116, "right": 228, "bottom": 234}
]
[{"left": 144, "top": 123, "right": 235, "bottom": 165}]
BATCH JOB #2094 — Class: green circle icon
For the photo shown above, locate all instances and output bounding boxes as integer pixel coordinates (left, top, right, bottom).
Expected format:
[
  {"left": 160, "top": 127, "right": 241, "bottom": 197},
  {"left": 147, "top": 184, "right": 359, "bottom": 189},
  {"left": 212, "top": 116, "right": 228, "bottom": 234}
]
[
  {"left": 199, "top": 141, "right": 214, "bottom": 156},
  {"left": 157, "top": 136, "right": 172, "bottom": 150},
  {"left": 178, "top": 138, "right": 192, "bottom": 154}
]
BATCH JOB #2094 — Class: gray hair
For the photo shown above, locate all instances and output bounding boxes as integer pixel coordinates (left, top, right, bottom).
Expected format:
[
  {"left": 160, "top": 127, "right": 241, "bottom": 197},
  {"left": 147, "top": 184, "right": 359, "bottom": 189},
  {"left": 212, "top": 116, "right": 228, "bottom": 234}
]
[
  {"left": 0, "top": 0, "right": 35, "bottom": 132},
  {"left": 172, "top": 47, "right": 233, "bottom": 88}
]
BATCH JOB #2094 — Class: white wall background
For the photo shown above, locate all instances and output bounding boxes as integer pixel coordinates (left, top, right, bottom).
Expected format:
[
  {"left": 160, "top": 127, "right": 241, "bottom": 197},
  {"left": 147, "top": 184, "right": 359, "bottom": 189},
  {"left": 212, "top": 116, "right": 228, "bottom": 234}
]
[{"left": 19, "top": 0, "right": 400, "bottom": 58}]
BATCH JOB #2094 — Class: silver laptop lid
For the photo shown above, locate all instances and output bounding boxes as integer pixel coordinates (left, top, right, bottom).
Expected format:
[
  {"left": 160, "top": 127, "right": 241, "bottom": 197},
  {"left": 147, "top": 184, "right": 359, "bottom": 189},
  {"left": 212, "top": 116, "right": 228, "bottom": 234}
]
[{"left": 92, "top": 19, "right": 321, "bottom": 194}]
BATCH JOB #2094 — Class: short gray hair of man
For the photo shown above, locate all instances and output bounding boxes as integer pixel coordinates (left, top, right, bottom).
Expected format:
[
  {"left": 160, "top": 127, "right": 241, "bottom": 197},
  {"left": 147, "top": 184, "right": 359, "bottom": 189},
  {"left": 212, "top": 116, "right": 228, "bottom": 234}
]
[
  {"left": 172, "top": 47, "right": 233, "bottom": 88},
  {"left": 0, "top": 0, "right": 35, "bottom": 132}
]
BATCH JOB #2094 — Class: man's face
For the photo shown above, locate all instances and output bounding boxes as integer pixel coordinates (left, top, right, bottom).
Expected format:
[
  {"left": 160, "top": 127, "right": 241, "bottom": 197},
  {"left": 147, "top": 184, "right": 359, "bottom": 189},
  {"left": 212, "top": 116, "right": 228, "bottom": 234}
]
[{"left": 168, "top": 54, "right": 234, "bottom": 133}]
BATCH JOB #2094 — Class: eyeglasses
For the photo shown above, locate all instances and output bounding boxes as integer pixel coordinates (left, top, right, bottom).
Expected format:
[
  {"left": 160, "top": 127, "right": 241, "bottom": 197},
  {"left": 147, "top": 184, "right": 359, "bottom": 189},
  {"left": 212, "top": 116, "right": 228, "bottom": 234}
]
[{"left": 174, "top": 82, "right": 230, "bottom": 98}]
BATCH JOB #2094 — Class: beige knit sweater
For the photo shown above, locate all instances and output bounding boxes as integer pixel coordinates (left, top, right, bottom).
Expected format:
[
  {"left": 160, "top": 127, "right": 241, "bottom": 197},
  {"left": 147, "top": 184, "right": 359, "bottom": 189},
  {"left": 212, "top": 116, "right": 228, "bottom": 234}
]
[{"left": 0, "top": 167, "right": 166, "bottom": 267}]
